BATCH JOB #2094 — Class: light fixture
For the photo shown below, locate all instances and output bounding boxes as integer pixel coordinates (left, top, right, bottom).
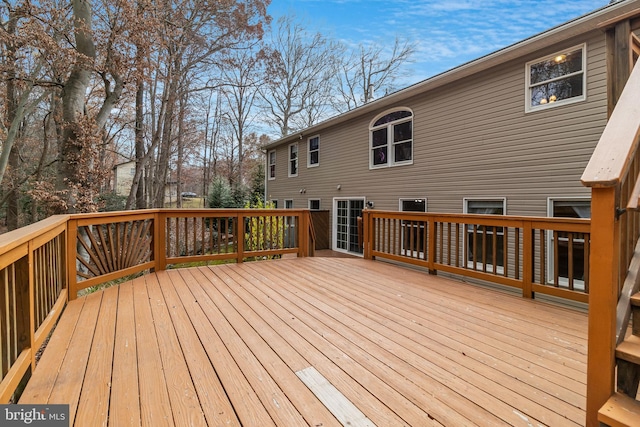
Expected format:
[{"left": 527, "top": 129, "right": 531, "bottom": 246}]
[
  {"left": 549, "top": 95, "right": 557, "bottom": 103},
  {"left": 554, "top": 54, "right": 566, "bottom": 63},
  {"left": 540, "top": 98, "right": 548, "bottom": 104},
  {"left": 336, "top": 184, "right": 341, "bottom": 190}
]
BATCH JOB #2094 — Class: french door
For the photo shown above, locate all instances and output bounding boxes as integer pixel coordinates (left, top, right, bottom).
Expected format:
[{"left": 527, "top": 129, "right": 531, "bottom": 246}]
[{"left": 334, "top": 198, "right": 364, "bottom": 255}]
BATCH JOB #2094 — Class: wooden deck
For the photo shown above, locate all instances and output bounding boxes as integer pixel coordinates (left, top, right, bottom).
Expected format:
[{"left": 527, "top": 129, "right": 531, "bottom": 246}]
[{"left": 19, "top": 258, "right": 588, "bottom": 426}]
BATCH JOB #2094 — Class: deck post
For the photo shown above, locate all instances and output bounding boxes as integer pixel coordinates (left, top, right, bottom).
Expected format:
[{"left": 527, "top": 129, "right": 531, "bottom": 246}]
[
  {"left": 154, "top": 211, "right": 167, "bottom": 271},
  {"left": 14, "top": 254, "right": 31, "bottom": 366},
  {"left": 522, "top": 222, "right": 534, "bottom": 299},
  {"left": 66, "top": 219, "right": 78, "bottom": 300},
  {"left": 237, "top": 212, "right": 244, "bottom": 263},
  {"left": 585, "top": 186, "right": 619, "bottom": 427},
  {"left": 298, "top": 210, "right": 308, "bottom": 257},
  {"left": 362, "top": 210, "right": 371, "bottom": 259},
  {"left": 428, "top": 220, "right": 437, "bottom": 274},
  {"left": 28, "top": 242, "right": 36, "bottom": 370}
]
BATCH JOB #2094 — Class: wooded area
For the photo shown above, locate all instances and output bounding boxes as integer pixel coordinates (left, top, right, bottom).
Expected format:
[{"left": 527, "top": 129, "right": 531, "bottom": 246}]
[{"left": 0, "top": 0, "right": 415, "bottom": 232}]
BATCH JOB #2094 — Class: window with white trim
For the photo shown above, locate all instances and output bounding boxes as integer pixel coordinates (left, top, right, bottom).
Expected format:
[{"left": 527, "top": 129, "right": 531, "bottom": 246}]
[
  {"left": 369, "top": 109, "right": 413, "bottom": 169},
  {"left": 309, "top": 199, "right": 320, "bottom": 210},
  {"left": 268, "top": 150, "right": 276, "bottom": 180},
  {"left": 526, "top": 44, "right": 586, "bottom": 112},
  {"left": 288, "top": 143, "right": 298, "bottom": 177},
  {"left": 285, "top": 199, "right": 293, "bottom": 209},
  {"left": 308, "top": 136, "right": 319, "bottom": 167},
  {"left": 464, "top": 199, "right": 506, "bottom": 273},
  {"left": 548, "top": 198, "right": 590, "bottom": 290}
]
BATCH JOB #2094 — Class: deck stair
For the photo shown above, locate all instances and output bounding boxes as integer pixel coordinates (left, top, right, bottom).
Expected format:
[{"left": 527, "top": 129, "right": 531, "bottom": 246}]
[{"left": 598, "top": 248, "right": 640, "bottom": 426}]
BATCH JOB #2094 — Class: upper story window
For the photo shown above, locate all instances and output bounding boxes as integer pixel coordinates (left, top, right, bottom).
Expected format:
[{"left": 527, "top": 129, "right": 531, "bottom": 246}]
[
  {"left": 268, "top": 150, "right": 276, "bottom": 180},
  {"left": 526, "top": 44, "right": 586, "bottom": 112},
  {"left": 288, "top": 143, "right": 298, "bottom": 177},
  {"left": 369, "top": 108, "right": 413, "bottom": 169},
  {"left": 308, "top": 136, "right": 319, "bottom": 167}
]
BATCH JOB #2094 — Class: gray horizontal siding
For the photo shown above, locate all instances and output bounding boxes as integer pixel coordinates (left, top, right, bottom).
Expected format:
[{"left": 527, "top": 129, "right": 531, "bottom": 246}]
[{"left": 267, "top": 30, "right": 607, "bottom": 239}]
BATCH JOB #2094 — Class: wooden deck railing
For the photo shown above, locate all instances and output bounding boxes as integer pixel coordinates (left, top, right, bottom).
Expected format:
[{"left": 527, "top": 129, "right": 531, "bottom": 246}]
[
  {"left": 68, "top": 209, "right": 314, "bottom": 295},
  {"left": 362, "top": 210, "right": 591, "bottom": 303},
  {"left": 0, "top": 208, "right": 315, "bottom": 402},
  {"left": 581, "top": 56, "right": 640, "bottom": 426},
  {"left": 0, "top": 215, "right": 68, "bottom": 403}
]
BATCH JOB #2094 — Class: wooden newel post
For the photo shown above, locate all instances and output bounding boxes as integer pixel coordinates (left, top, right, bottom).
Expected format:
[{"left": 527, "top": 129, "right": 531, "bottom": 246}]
[
  {"left": 299, "top": 210, "right": 308, "bottom": 257},
  {"left": 237, "top": 212, "right": 244, "bottom": 263},
  {"left": 66, "top": 219, "right": 78, "bottom": 301},
  {"left": 154, "top": 211, "right": 167, "bottom": 272},
  {"left": 585, "top": 186, "right": 619, "bottom": 427},
  {"left": 362, "top": 210, "right": 371, "bottom": 259},
  {"left": 522, "top": 222, "right": 534, "bottom": 299}
]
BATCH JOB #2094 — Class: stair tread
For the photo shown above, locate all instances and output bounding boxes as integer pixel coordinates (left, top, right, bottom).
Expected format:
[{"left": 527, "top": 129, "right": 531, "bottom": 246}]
[
  {"left": 617, "top": 335, "right": 640, "bottom": 364},
  {"left": 599, "top": 392, "right": 640, "bottom": 427},
  {"left": 631, "top": 292, "right": 640, "bottom": 307}
]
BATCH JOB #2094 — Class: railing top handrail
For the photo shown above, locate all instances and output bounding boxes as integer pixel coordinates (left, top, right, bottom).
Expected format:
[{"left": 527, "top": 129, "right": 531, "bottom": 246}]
[
  {"left": 0, "top": 208, "right": 314, "bottom": 251},
  {"left": 66, "top": 208, "right": 312, "bottom": 220},
  {"left": 364, "top": 209, "right": 591, "bottom": 226},
  {"left": 0, "top": 214, "right": 69, "bottom": 254},
  {"left": 582, "top": 59, "right": 640, "bottom": 188}
]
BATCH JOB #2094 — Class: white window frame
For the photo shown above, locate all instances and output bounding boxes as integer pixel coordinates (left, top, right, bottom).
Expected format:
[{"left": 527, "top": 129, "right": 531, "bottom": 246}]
[
  {"left": 268, "top": 150, "right": 276, "bottom": 180},
  {"left": 288, "top": 143, "right": 298, "bottom": 177},
  {"left": 369, "top": 107, "right": 413, "bottom": 169},
  {"left": 307, "top": 135, "right": 320, "bottom": 168},
  {"left": 399, "top": 198, "right": 427, "bottom": 257},
  {"left": 463, "top": 198, "right": 507, "bottom": 274},
  {"left": 525, "top": 44, "right": 586, "bottom": 113},
  {"left": 308, "top": 199, "right": 321, "bottom": 210},
  {"left": 546, "top": 197, "right": 590, "bottom": 291},
  {"left": 285, "top": 199, "right": 294, "bottom": 209}
]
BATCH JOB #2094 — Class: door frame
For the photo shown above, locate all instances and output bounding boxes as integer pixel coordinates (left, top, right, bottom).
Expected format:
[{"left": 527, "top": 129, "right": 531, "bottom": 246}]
[{"left": 332, "top": 197, "right": 366, "bottom": 256}]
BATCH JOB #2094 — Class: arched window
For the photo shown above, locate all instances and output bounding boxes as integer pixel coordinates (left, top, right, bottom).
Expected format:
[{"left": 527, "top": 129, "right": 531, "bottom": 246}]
[{"left": 369, "top": 108, "right": 413, "bottom": 169}]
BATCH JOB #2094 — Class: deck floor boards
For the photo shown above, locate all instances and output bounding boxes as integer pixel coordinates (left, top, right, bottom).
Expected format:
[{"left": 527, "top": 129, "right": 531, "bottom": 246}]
[{"left": 20, "top": 258, "right": 588, "bottom": 426}]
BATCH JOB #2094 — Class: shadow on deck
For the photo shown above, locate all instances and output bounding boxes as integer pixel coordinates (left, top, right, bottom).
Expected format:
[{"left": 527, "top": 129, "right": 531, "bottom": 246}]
[{"left": 19, "top": 257, "right": 587, "bottom": 426}]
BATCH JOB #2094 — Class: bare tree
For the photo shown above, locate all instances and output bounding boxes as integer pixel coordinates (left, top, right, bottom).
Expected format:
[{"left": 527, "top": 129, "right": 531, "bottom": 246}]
[
  {"left": 334, "top": 37, "right": 416, "bottom": 111},
  {"left": 145, "top": 0, "right": 269, "bottom": 208},
  {"left": 260, "top": 14, "right": 340, "bottom": 137},
  {"left": 219, "top": 48, "right": 263, "bottom": 193}
]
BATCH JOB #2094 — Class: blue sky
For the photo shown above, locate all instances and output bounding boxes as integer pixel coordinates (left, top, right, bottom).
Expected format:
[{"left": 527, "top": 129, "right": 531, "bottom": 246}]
[{"left": 268, "top": 0, "right": 609, "bottom": 86}]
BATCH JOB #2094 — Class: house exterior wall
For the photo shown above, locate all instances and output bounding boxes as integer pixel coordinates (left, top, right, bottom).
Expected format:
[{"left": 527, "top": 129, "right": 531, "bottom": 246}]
[
  {"left": 113, "top": 161, "right": 136, "bottom": 197},
  {"left": 266, "top": 30, "right": 607, "bottom": 250}
]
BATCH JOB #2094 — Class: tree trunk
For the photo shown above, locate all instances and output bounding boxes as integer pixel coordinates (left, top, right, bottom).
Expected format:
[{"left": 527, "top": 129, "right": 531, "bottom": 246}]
[
  {"left": 5, "top": 14, "right": 19, "bottom": 230},
  {"left": 59, "top": 0, "right": 96, "bottom": 212}
]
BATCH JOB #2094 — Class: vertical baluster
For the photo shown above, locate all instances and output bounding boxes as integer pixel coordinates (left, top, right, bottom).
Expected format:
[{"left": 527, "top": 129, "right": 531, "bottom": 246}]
[
  {"left": 584, "top": 232, "right": 590, "bottom": 294},
  {"left": 568, "top": 233, "right": 575, "bottom": 291},
  {"left": 553, "top": 231, "right": 560, "bottom": 287},
  {"left": 504, "top": 227, "right": 510, "bottom": 278},
  {"left": 540, "top": 229, "right": 546, "bottom": 285},
  {"left": 10, "top": 265, "right": 16, "bottom": 365},
  {"left": 455, "top": 223, "right": 460, "bottom": 267}
]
